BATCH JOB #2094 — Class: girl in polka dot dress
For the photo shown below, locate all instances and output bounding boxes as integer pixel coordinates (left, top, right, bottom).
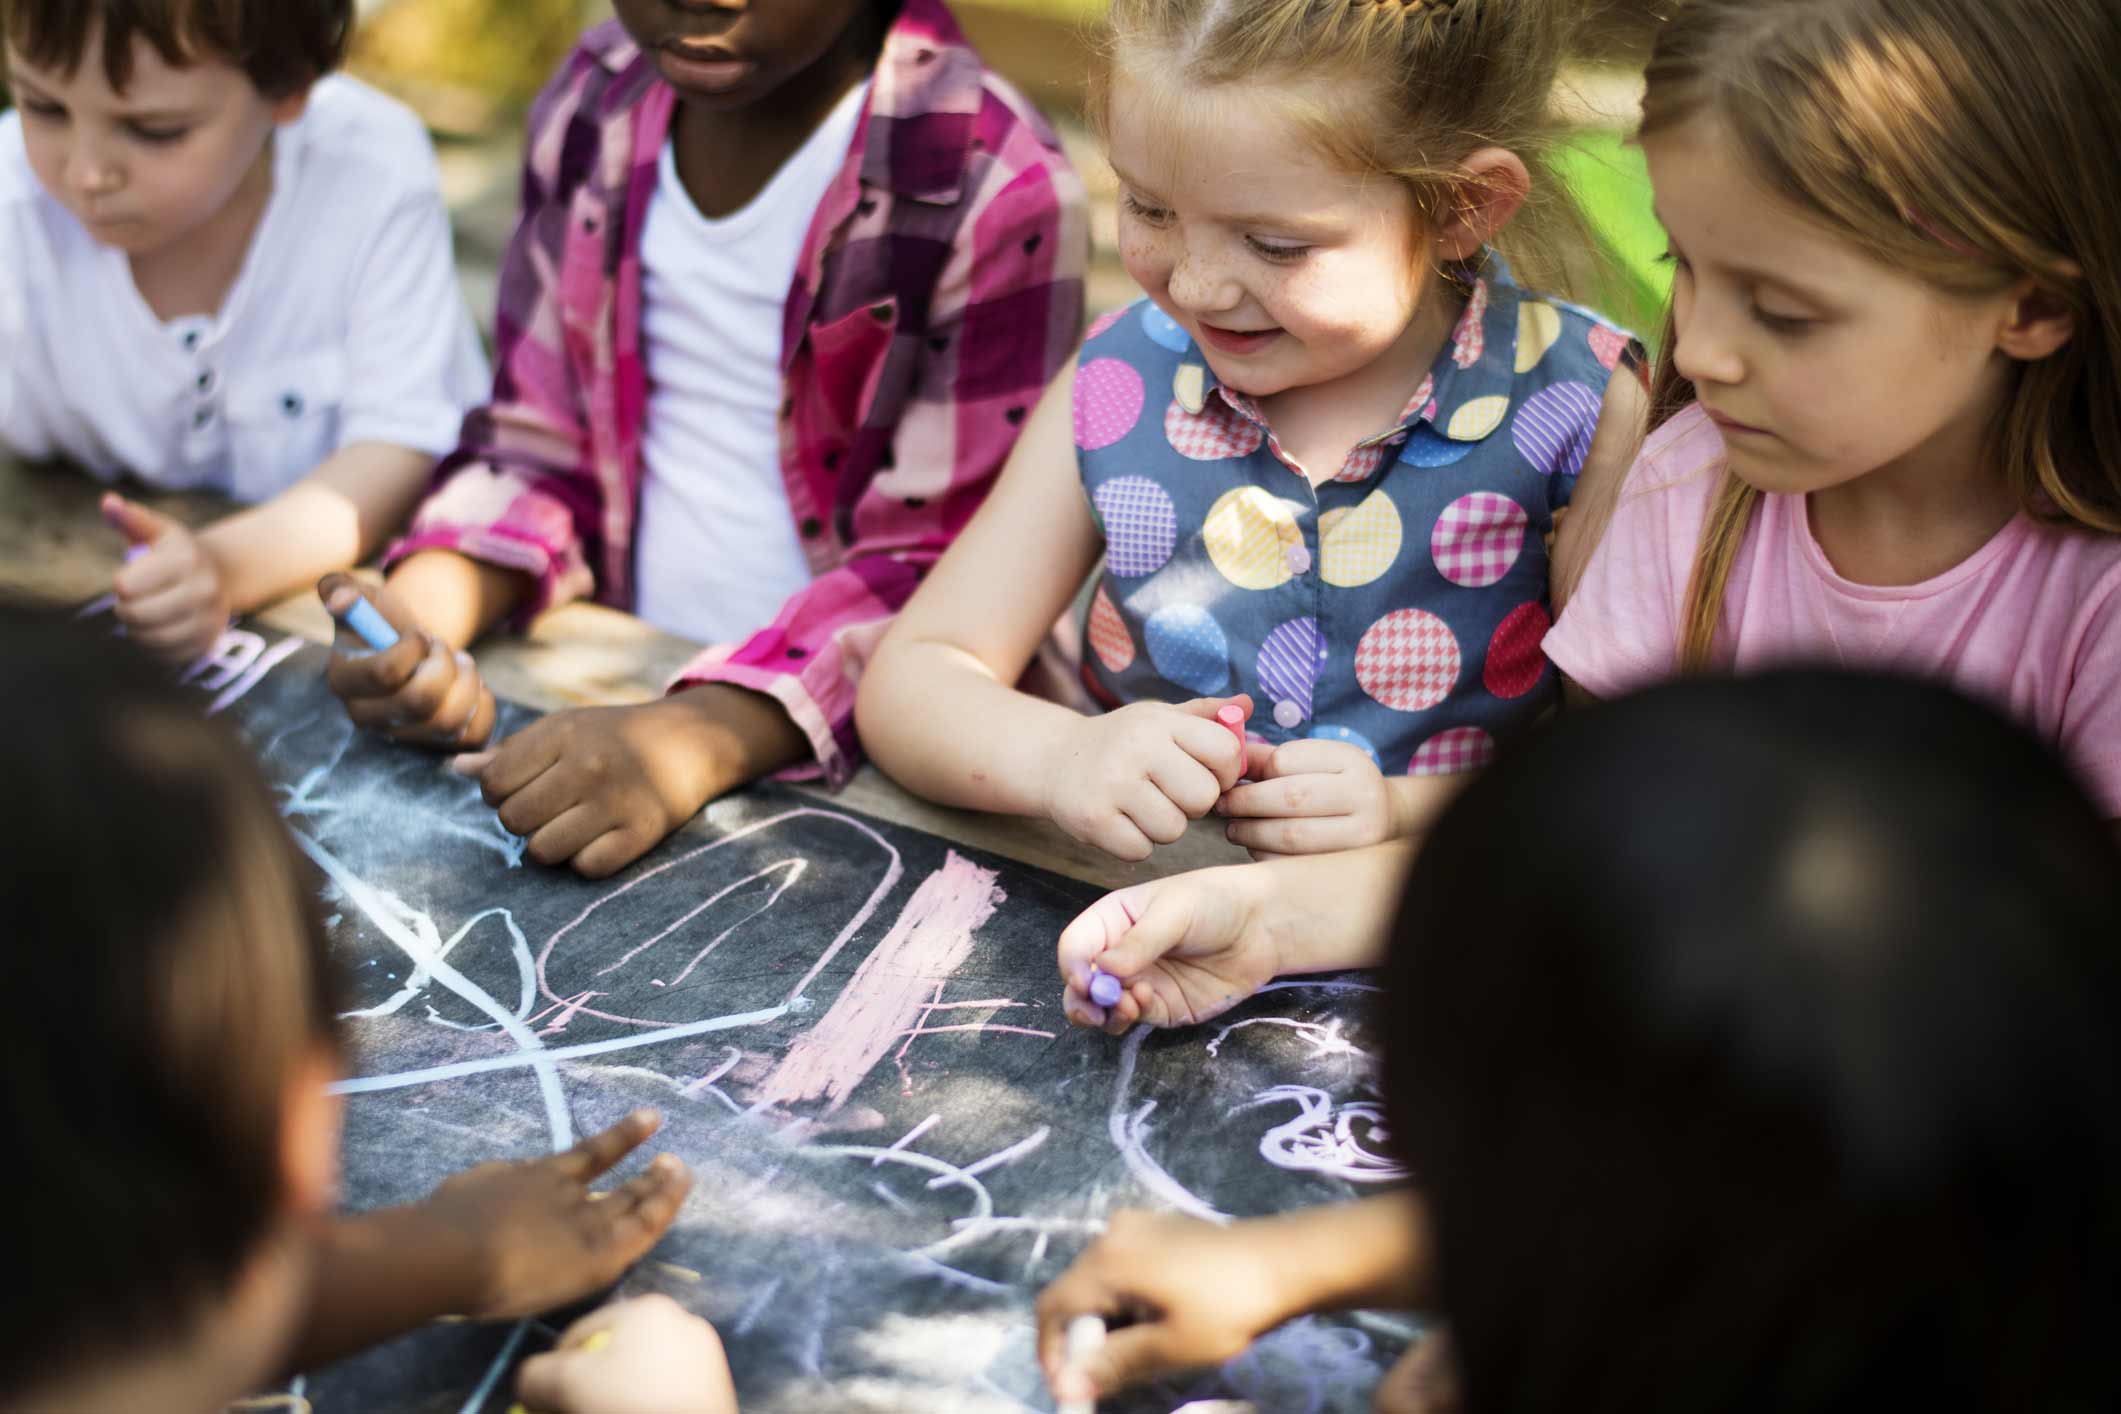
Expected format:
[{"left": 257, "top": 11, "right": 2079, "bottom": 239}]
[
  {"left": 1544, "top": 0, "right": 2121, "bottom": 826},
  {"left": 859, "top": 0, "right": 1645, "bottom": 863}
]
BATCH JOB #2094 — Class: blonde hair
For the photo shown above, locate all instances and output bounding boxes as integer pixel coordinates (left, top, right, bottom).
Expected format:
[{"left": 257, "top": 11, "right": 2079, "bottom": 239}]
[
  {"left": 1089, "top": 0, "right": 1600, "bottom": 303},
  {"left": 1640, "top": 0, "right": 2121, "bottom": 669}
]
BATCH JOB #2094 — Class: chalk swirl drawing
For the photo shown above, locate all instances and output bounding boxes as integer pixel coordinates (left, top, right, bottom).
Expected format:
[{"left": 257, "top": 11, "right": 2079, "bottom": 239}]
[{"left": 1231, "top": 1087, "right": 1403, "bottom": 1185}]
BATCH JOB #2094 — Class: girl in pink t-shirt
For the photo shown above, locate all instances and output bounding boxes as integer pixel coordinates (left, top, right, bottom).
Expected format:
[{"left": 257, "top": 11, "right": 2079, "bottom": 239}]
[{"left": 1543, "top": 0, "right": 2121, "bottom": 819}]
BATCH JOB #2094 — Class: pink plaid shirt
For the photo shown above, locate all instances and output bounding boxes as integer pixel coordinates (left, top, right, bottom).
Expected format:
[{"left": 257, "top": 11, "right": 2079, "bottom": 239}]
[{"left": 389, "top": 0, "right": 1086, "bottom": 785}]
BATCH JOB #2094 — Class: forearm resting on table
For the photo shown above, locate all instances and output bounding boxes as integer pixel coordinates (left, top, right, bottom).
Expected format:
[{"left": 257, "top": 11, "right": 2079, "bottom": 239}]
[
  {"left": 857, "top": 636, "right": 1086, "bottom": 816},
  {"left": 198, "top": 441, "right": 436, "bottom": 615},
  {"left": 1251, "top": 840, "right": 1417, "bottom": 974},
  {"left": 1250, "top": 1191, "right": 1436, "bottom": 1323},
  {"left": 660, "top": 681, "right": 810, "bottom": 796},
  {"left": 382, "top": 547, "right": 533, "bottom": 651}
]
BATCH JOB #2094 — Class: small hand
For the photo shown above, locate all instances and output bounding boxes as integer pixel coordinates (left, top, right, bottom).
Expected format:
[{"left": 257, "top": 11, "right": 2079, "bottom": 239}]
[
  {"left": 513, "top": 1294, "right": 738, "bottom": 1414},
  {"left": 104, "top": 493, "right": 230, "bottom": 664},
  {"left": 421, "top": 1109, "right": 691, "bottom": 1322},
  {"left": 1040, "top": 695, "right": 1251, "bottom": 861},
  {"left": 1056, "top": 868, "right": 1278, "bottom": 1034},
  {"left": 452, "top": 695, "right": 724, "bottom": 879},
  {"left": 321, "top": 572, "right": 497, "bottom": 750},
  {"left": 1035, "top": 1211, "right": 1291, "bottom": 1402},
  {"left": 1219, "top": 738, "right": 1395, "bottom": 858}
]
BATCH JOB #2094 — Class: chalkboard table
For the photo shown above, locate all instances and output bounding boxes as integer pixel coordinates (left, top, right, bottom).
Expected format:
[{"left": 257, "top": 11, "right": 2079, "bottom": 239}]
[
  {"left": 185, "top": 633, "right": 1411, "bottom": 1412},
  {"left": 6, "top": 462, "right": 1414, "bottom": 1412}
]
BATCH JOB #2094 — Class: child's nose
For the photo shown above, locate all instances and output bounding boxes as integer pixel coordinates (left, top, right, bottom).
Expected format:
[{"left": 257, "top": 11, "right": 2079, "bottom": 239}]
[
  {"left": 1166, "top": 250, "right": 1239, "bottom": 315},
  {"left": 66, "top": 145, "right": 123, "bottom": 199},
  {"left": 1672, "top": 298, "right": 1745, "bottom": 388}
]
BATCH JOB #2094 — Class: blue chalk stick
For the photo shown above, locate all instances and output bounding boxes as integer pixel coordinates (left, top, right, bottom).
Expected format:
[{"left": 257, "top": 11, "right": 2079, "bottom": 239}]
[
  {"left": 341, "top": 596, "right": 400, "bottom": 652},
  {"left": 1089, "top": 968, "right": 1123, "bottom": 1009}
]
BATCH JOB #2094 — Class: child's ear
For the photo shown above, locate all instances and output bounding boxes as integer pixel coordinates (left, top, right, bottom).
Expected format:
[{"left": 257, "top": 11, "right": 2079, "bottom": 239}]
[
  {"left": 1434, "top": 148, "right": 1532, "bottom": 263},
  {"left": 1995, "top": 265, "right": 2082, "bottom": 363},
  {"left": 280, "top": 1045, "right": 342, "bottom": 1219}
]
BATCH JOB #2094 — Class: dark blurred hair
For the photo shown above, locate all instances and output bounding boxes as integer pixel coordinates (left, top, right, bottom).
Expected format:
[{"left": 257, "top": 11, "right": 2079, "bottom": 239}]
[
  {"left": 0, "top": 601, "right": 341, "bottom": 1393},
  {"left": 2, "top": 0, "right": 351, "bottom": 98},
  {"left": 1387, "top": 669, "right": 2121, "bottom": 1413}
]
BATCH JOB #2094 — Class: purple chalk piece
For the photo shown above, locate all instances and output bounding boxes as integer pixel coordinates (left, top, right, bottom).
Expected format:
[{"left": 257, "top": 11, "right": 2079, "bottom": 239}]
[
  {"left": 1088, "top": 968, "right": 1124, "bottom": 1009},
  {"left": 125, "top": 543, "right": 150, "bottom": 564}
]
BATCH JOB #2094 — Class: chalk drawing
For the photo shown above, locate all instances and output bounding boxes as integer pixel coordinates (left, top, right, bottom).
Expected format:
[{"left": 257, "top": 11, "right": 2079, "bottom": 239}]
[
  {"left": 1109, "top": 979, "right": 1386, "bottom": 1223},
  {"left": 1230, "top": 1086, "right": 1404, "bottom": 1184},
  {"left": 753, "top": 852, "right": 1004, "bottom": 1113}
]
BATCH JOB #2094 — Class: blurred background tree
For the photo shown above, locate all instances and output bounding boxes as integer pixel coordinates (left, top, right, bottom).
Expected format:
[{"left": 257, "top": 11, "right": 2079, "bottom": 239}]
[{"left": 348, "top": 0, "right": 608, "bottom": 132}]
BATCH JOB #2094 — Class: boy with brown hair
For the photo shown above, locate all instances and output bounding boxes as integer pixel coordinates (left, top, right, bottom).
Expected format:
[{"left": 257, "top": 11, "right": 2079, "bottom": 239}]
[{"left": 0, "top": 0, "right": 487, "bottom": 664}]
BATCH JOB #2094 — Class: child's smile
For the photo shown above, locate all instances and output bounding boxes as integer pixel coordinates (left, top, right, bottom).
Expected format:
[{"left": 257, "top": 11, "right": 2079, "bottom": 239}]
[{"left": 1104, "top": 63, "right": 1450, "bottom": 410}]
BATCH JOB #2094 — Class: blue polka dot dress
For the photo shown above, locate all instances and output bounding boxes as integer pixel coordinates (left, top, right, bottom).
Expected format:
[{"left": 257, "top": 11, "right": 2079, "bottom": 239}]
[{"left": 1074, "top": 258, "right": 1641, "bottom": 775}]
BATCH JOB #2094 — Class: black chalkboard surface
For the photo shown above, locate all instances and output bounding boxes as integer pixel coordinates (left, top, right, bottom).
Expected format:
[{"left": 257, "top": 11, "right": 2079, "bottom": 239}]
[{"left": 186, "top": 627, "right": 1414, "bottom": 1412}]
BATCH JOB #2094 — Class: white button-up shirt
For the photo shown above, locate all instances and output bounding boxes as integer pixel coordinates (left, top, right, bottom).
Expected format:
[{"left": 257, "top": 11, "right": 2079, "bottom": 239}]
[{"left": 0, "top": 75, "right": 488, "bottom": 502}]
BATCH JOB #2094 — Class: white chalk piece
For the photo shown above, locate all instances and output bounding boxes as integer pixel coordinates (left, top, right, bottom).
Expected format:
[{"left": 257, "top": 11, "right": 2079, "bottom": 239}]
[{"left": 1059, "top": 1313, "right": 1107, "bottom": 1414}]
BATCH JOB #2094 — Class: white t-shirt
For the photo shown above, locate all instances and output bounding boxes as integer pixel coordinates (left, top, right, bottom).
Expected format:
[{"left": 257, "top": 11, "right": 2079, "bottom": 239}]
[
  {"left": 0, "top": 75, "right": 488, "bottom": 503},
  {"left": 632, "top": 80, "right": 867, "bottom": 646}
]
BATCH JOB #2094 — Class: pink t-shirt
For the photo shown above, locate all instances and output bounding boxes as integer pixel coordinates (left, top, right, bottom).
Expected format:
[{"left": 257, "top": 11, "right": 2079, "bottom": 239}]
[{"left": 1544, "top": 404, "right": 2121, "bottom": 817}]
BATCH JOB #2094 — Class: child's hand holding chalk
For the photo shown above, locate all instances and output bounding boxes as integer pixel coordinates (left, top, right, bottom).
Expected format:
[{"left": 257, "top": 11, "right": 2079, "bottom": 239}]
[
  {"left": 1058, "top": 1314, "right": 1107, "bottom": 1414},
  {"left": 1057, "top": 870, "right": 1283, "bottom": 1034},
  {"left": 102, "top": 493, "right": 231, "bottom": 666},
  {"left": 1037, "top": 1211, "right": 1293, "bottom": 1401},
  {"left": 321, "top": 573, "right": 498, "bottom": 751},
  {"left": 512, "top": 1294, "right": 738, "bottom": 1414},
  {"left": 1037, "top": 694, "right": 1252, "bottom": 863}
]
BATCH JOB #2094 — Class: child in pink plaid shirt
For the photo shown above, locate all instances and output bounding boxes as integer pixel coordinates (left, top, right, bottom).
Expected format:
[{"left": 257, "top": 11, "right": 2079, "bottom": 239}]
[{"left": 321, "top": 0, "right": 1084, "bottom": 879}]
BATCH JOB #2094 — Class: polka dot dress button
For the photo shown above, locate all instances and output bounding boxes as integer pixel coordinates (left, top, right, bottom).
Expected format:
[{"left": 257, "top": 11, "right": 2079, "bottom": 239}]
[
  {"left": 1273, "top": 699, "right": 1304, "bottom": 729},
  {"left": 1285, "top": 544, "right": 1312, "bottom": 575}
]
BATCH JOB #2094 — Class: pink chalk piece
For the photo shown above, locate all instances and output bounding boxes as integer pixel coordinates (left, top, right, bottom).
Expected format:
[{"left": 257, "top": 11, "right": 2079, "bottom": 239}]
[
  {"left": 1216, "top": 703, "right": 1247, "bottom": 748},
  {"left": 1088, "top": 968, "right": 1124, "bottom": 1009}
]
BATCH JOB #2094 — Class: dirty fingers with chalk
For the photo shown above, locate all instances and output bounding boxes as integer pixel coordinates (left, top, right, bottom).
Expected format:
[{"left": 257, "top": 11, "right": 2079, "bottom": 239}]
[{"left": 322, "top": 573, "right": 498, "bottom": 749}]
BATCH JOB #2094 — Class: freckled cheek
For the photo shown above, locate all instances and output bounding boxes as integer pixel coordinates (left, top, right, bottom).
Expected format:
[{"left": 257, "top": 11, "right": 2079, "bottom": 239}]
[{"left": 1117, "top": 228, "right": 1171, "bottom": 293}]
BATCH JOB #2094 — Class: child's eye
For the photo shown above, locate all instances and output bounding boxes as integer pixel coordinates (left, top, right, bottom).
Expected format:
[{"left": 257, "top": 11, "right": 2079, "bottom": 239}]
[
  {"left": 1245, "top": 236, "right": 1311, "bottom": 264},
  {"left": 1120, "top": 192, "right": 1172, "bottom": 226},
  {"left": 19, "top": 99, "right": 66, "bottom": 122},
  {"left": 1752, "top": 306, "right": 1815, "bottom": 336},
  {"left": 128, "top": 123, "right": 189, "bottom": 145}
]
